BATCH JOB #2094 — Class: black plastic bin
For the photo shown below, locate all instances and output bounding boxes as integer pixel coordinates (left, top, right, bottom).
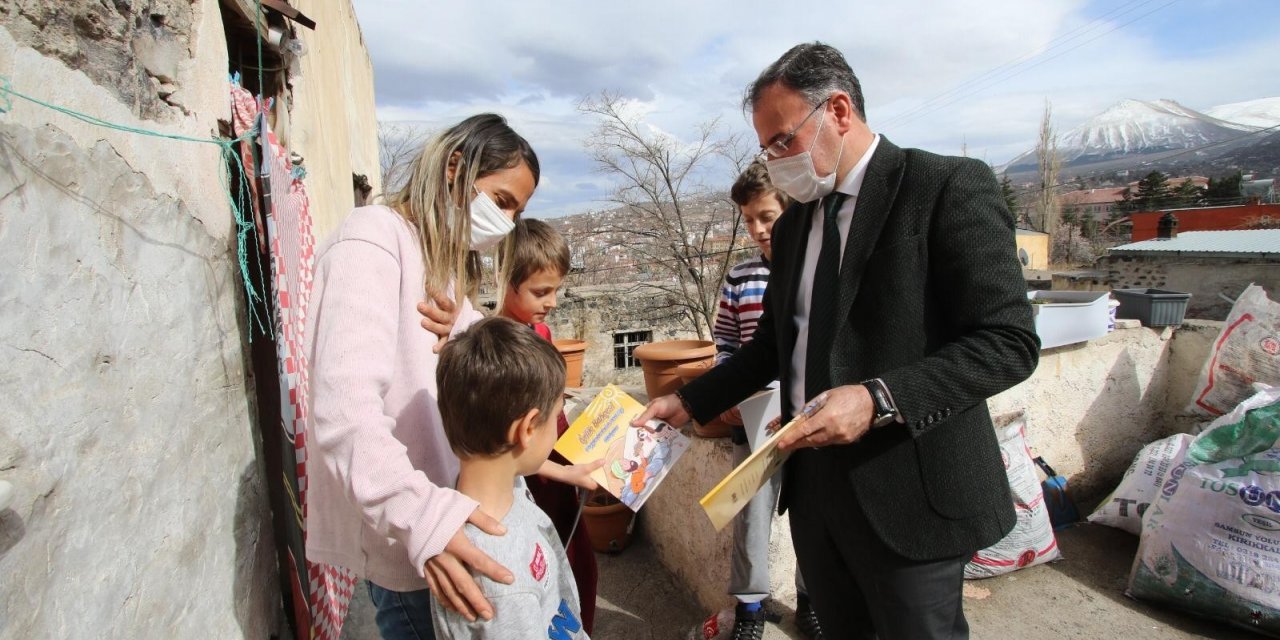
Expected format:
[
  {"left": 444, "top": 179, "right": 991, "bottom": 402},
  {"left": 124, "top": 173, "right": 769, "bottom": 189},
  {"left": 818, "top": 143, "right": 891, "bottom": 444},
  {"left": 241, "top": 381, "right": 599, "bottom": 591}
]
[{"left": 1112, "top": 288, "right": 1192, "bottom": 327}]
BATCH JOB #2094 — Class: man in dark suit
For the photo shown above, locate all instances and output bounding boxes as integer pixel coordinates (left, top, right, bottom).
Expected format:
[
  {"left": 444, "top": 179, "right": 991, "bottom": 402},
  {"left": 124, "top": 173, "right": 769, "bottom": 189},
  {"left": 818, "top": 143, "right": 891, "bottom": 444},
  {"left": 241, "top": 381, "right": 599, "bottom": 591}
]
[{"left": 635, "top": 42, "right": 1040, "bottom": 639}]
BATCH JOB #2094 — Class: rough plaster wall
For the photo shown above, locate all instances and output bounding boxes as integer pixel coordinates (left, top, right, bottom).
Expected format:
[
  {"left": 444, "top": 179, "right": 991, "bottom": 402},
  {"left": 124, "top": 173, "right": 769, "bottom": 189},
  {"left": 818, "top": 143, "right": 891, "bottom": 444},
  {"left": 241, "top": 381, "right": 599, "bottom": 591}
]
[
  {"left": 0, "top": 3, "right": 277, "bottom": 637},
  {"left": 0, "top": 121, "right": 276, "bottom": 639},
  {"left": 287, "top": 0, "right": 382, "bottom": 239},
  {"left": 988, "top": 323, "right": 1215, "bottom": 506},
  {"left": 1102, "top": 254, "right": 1280, "bottom": 320},
  {"left": 641, "top": 436, "right": 801, "bottom": 615}
]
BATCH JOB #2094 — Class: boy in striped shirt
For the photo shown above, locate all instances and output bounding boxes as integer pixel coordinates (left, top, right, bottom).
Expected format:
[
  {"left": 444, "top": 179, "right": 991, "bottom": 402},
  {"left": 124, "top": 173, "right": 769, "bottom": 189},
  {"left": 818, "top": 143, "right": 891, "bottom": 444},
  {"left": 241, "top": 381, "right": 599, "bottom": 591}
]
[{"left": 712, "top": 162, "right": 823, "bottom": 640}]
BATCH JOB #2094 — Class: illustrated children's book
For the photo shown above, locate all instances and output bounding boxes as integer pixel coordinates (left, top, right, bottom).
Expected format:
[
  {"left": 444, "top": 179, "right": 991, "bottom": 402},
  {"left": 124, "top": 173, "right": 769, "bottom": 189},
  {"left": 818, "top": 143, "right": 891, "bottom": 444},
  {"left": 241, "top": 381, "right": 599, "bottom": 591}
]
[
  {"left": 699, "top": 394, "right": 825, "bottom": 531},
  {"left": 555, "top": 385, "right": 691, "bottom": 512}
]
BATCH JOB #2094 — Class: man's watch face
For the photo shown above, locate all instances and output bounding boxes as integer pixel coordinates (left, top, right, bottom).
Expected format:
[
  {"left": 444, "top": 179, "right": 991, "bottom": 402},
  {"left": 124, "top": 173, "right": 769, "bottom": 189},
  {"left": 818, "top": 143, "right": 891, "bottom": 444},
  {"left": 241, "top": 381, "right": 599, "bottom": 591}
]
[{"left": 871, "top": 412, "right": 896, "bottom": 429}]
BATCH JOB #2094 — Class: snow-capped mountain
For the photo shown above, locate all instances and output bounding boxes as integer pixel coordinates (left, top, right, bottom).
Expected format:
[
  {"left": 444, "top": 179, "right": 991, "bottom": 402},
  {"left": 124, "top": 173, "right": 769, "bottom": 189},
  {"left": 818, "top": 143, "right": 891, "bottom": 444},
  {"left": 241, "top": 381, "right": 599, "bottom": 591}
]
[
  {"left": 1002, "top": 99, "right": 1255, "bottom": 173},
  {"left": 1205, "top": 97, "right": 1280, "bottom": 130}
]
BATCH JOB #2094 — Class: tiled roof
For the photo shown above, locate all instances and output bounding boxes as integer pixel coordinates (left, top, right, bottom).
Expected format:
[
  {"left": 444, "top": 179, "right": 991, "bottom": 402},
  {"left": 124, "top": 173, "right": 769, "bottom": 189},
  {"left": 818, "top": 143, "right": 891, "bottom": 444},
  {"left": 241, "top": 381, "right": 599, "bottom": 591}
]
[
  {"left": 1061, "top": 188, "right": 1127, "bottom": 206},
  {"left": 1109, "top": 229, "right": 1280, "bottom": 256}
]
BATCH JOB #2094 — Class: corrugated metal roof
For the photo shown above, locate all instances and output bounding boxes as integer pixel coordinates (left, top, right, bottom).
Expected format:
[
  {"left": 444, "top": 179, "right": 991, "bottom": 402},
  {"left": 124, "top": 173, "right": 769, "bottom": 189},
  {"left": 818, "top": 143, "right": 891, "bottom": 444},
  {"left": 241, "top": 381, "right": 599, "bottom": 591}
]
[{"left": 1109, "top": 230, "right": 1280, "bottom": 256}]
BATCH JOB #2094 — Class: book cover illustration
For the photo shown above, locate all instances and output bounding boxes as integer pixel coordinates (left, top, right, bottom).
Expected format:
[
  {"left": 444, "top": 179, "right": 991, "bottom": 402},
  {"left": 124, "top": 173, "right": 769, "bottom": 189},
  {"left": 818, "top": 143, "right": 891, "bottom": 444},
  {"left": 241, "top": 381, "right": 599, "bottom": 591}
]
[{"left": 555, "top": 385, "right": 690, "bottom": 512}]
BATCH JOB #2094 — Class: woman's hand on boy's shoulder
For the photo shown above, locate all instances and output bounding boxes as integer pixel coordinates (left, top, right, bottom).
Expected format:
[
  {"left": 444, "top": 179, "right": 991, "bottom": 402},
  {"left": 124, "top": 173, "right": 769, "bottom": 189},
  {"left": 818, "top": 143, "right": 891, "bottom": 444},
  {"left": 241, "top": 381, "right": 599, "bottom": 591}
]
[
  {"left": 424, "top": 507, "right": 513, "bottom": 622},
  {"left": 417, "top": 289, "right": 458, "bottom": 353}
]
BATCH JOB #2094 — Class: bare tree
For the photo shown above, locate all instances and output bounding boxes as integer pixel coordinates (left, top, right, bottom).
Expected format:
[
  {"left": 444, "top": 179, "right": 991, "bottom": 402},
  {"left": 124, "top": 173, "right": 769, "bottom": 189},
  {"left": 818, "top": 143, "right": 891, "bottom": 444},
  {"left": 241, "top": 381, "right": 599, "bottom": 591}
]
[
  {"left": 378, "top": 122, "right": 430, "bottom": 194},
  {"left": 578, "top": 92, "right": 751, "bottom": 339},
  {"left": 1033, "top": 101, "right": 1062, "bottom": 238}
]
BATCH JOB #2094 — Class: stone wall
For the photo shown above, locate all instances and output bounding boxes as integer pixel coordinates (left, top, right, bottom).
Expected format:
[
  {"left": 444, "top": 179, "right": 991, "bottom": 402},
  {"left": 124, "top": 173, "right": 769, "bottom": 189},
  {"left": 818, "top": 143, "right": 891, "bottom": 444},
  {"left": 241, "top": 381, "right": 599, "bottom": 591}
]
[
  {"left": 1099, "top": 253, "right": 1280, "bottom": 320},
  {"left": 0, "top": 1, "right": 379, "bottom": 637},
  {"left": 640, "top": 321, "right": 1222, "bottom": 613},
  {"left": 546, "top": 283, "right": 703, "bottom": 388}
]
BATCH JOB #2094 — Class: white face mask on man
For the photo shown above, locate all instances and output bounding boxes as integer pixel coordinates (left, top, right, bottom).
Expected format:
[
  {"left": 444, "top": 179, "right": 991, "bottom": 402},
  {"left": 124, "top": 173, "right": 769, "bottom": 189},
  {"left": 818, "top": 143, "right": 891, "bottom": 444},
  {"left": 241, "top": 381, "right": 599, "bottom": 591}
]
[
  {"left": 469, "top": 187, "right": 515, "bottom": 251},
  {"left": 764, "top": 107, "right": 845, "bottom": 204}
]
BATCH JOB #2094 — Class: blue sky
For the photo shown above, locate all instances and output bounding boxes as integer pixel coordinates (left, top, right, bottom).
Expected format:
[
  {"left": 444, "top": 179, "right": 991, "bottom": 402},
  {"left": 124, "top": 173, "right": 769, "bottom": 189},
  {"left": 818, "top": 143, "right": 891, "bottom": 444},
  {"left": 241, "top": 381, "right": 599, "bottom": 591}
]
[{"left": 354, "top": 0, "right": 1280, "bottom": 217}]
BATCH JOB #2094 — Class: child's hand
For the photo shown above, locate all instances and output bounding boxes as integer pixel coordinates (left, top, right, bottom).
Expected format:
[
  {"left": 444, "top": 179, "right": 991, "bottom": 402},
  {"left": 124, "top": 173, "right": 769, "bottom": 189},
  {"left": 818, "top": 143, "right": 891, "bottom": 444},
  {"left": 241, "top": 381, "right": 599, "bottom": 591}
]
[{"left": 537, "top": 460, "right": 603, "bottom": 491}]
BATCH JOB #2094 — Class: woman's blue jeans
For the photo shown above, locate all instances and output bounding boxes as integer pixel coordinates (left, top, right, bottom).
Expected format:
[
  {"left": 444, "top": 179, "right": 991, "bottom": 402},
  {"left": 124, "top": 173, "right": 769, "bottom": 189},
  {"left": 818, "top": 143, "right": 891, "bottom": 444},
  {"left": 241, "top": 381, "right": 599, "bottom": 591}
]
[{"left": 367, "top": 581, "right": 436, "bottom": 640}]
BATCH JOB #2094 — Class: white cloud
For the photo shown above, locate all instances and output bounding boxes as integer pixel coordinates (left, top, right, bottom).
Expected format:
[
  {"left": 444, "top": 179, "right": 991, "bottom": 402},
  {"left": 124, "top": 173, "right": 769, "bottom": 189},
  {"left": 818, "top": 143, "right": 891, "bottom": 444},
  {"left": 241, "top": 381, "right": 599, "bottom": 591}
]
[{"left": 354, "top": 0, "right": 1280, "bottom": 215}]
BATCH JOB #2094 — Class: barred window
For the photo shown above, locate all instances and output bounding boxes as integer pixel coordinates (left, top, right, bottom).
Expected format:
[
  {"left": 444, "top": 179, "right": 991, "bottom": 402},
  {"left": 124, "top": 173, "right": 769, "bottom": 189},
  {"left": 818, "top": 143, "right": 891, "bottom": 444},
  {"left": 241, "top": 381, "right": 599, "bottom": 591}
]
[{"left": 613, "top": 330, "right": 651, "bottom": 369}]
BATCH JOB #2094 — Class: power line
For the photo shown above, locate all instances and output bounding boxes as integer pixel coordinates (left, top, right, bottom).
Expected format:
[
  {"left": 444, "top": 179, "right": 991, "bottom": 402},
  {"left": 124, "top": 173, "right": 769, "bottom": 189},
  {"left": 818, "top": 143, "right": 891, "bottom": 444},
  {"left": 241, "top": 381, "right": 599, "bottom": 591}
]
[
  {"left": 881, "top": 0, "right": 1182, "bottom": 132},
  {"left": 880, "top": 0, "right": 1158, "bottom": 130}
]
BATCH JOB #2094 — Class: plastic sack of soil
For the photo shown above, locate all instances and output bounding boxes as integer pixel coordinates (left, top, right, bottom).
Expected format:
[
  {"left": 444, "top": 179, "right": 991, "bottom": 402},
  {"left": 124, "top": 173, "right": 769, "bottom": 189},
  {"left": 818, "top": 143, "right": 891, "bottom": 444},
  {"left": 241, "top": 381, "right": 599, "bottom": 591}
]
[
  {"left": 1088, "top": 434, "right": 1193, "bottom": 535},
  {"left": 1128, "top": 387, "right": 1280, "bottom": 634},
  {"left": 965, "top": 411, "right": 1062, "bottom": 578},
  {"left": 1189, "top": 284, "right": 1280, "bottom": 418}
]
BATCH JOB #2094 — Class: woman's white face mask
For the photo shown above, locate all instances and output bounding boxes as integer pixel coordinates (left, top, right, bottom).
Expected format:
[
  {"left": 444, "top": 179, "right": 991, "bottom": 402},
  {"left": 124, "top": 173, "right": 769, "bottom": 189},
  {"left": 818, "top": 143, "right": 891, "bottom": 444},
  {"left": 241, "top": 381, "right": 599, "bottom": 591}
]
[
  {"left": 469, "top": 187, "right": 514, "bottom": 251},
  {"left": 764, "top": 108, "right": 844, "bottom": 204}
]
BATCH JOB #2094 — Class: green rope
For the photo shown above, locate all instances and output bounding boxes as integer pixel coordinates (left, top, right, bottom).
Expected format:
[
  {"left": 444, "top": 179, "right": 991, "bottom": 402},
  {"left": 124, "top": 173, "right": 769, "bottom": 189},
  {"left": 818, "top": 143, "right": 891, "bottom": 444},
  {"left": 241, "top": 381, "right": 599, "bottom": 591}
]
[
  {"left": 0, "top": 77, "right": 271, "bottom": 337},
  {"left": 0, "top": 81, "right": 251, "bottom": 146},
  {"left": 0, "top": 77, "right": 11, "bottom": 113},
  {"left": 224, "top": 140, "right": 272, "bottom": 338}
]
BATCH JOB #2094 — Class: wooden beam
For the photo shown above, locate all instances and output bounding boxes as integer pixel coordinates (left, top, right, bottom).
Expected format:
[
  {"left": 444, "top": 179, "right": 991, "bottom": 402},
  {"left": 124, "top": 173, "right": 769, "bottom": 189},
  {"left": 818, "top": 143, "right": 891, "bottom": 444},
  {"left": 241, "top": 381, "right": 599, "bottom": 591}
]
[{"left": 260, "top": 0, "right": 317, "bottom": 31}]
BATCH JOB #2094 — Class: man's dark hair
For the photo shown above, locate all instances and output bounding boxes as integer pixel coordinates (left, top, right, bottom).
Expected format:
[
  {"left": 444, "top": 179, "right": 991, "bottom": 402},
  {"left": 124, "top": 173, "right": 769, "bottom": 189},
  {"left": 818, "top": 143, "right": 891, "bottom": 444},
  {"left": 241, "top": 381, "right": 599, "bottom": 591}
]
[
  {"left": 437, "top": 316, "right": 566, "bottom": 457},
  {"left": 745, "top": 42, "right": 866, "bottom": 122},
  {"left": 730, "top": 160, "right": 794, "bottom": 209}
]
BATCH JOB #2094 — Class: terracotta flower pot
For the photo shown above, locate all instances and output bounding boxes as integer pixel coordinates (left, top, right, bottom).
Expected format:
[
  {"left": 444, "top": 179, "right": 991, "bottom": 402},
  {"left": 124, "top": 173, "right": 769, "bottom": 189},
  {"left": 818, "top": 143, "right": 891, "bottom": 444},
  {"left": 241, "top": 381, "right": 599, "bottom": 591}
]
[
  {"left": 631, "top": 339, "right": 716, "bottom": 401},
  {"left": 673, "top": 359, "right": 714, "bottom": 384},
  {"left": 582, "top": 489, "right": 635, "bottom": 554},
  {"left": 553, "top": 338, "right": 588, "bottom": 388},
  {"left": 673, "top": 359, "right": 734, "bottom": 439}
]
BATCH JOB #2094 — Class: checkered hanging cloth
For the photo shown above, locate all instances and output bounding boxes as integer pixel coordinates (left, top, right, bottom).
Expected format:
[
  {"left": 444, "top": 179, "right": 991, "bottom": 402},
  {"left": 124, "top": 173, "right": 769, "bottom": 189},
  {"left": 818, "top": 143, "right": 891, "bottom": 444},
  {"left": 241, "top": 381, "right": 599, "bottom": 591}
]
[{"left": 231, "top": 81, "right": 357, "bottom": 640}]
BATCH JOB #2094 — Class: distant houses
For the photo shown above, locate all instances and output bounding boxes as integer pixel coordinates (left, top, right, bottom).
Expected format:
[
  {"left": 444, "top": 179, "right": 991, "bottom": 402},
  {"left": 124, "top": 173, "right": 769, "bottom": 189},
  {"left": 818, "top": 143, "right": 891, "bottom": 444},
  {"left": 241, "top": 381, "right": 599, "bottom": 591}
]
[
  {"left": 1130, "top": 202, "right": 1280, "bottom": 240},
  {"left": 1100, "top": 229, "right": 1280, "bottom": 319}
]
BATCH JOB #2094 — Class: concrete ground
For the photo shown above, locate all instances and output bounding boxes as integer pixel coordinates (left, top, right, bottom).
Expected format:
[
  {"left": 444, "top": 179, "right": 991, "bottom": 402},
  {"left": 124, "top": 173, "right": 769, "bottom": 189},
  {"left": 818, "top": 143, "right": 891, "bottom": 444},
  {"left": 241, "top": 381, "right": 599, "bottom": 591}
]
[{"left": 338, "top": 521, "right": 1260, "bottom": 639}]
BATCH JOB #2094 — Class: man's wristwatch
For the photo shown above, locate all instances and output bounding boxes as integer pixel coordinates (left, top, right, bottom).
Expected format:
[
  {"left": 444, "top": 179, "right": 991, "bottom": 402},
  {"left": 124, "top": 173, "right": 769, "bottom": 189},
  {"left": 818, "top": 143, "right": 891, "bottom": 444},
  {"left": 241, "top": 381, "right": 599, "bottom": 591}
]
[{"left": 861, "top": 378, "right": 901, "bottom": 429}]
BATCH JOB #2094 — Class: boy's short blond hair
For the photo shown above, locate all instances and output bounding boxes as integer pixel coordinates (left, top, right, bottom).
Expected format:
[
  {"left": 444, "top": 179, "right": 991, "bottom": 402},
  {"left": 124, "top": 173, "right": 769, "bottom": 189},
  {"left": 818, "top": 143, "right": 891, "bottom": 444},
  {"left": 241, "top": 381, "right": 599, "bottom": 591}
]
[
  {"left": 498, "top": 219, "right": 571, "bottom": 291},
  {"left": 437, "top": 316, "right": 566, "bottom": 457}
]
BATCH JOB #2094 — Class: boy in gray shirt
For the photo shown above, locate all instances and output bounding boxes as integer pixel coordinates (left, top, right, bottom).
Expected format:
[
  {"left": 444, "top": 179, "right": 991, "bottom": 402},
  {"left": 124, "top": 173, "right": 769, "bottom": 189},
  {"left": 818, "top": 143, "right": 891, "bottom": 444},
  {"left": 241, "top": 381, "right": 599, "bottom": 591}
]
[{"left": 434, "top": 316, "right": 594, "bottom": 639}]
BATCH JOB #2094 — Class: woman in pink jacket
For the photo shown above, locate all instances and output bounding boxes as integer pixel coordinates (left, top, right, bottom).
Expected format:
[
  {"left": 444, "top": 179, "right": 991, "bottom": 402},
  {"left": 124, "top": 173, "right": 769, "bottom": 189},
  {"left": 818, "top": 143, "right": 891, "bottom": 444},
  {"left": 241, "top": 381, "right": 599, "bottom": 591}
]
[{"left": 305, "top": 114, "right": 539, "bottom": 639}]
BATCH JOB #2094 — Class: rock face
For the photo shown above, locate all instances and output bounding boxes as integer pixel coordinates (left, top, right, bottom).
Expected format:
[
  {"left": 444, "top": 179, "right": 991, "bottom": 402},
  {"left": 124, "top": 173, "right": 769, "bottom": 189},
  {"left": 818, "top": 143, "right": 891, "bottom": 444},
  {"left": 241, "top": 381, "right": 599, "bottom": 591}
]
[
  {"left": 0, "top": 1, "right": 381, "bottom": 637},
  {"left": 1, "top": 0, "right": 197, "bottom": 120},
  {"left": 0, "top": 3, "right": 282, "bottom": 636},
  {"left": 0, "top": 119, "right": 279, "bottom": 636}
]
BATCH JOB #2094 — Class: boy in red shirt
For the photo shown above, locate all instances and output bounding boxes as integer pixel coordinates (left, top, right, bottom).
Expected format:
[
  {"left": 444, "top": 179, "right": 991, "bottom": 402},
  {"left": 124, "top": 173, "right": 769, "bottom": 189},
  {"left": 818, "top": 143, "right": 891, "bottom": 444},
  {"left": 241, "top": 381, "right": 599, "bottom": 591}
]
[{"left": 496, "top": 218, "right": 598, "bottom": 633}]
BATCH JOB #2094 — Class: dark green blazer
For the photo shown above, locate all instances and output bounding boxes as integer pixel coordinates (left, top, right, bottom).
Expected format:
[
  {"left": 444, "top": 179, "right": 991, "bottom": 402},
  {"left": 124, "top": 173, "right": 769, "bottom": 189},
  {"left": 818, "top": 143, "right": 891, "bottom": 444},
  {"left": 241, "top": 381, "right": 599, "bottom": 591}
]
[{"left": 681, "top": 137, "right": 1040, "bottom": 561}]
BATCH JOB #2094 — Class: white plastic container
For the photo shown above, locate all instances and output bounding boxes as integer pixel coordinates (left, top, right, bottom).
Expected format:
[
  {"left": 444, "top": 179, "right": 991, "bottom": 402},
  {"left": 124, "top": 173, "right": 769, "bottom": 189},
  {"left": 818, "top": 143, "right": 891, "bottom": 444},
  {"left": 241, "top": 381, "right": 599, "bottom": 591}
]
[{"left": 1027, "top": 290, "right": 1111, "bottom": 349}]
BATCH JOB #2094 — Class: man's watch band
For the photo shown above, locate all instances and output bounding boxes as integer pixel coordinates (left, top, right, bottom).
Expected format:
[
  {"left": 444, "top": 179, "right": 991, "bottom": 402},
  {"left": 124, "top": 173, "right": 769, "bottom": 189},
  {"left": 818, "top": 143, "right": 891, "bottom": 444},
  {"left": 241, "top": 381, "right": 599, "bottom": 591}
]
[{"left": 861, "top": 378, "right": 901, "bottom": 429}]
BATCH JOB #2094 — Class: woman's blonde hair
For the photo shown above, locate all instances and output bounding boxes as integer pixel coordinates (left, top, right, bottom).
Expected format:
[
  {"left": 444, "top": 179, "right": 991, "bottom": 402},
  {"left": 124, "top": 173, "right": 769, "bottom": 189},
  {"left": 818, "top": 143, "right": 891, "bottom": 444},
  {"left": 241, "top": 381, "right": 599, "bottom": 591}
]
[{"left": 385, "top": 114, "right": 540, "bottom": 303}]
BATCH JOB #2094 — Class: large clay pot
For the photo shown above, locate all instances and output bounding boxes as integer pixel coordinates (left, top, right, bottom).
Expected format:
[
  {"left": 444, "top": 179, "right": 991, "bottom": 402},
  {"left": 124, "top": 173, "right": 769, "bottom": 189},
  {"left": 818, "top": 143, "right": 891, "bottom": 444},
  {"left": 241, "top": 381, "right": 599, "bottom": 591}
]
[
  {"left": 582, "top": 489, "right": 635, "bottom": 553},
  {"left": 553, "top": 339, "right": 588, "bottom": 388},
  {"left": 631, "top": 339, "right": 716, "bottom": 401},
  {"left": 673, "top": 359, "right": 734, "bottom": 438}
]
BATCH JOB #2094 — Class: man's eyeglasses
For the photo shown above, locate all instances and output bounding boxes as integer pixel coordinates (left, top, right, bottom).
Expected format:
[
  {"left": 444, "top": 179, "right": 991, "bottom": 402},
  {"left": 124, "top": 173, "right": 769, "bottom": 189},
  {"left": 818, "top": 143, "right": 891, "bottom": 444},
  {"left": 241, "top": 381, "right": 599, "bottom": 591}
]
[{"left": 757, "top": 96, "right": 831, "bottom": 162}]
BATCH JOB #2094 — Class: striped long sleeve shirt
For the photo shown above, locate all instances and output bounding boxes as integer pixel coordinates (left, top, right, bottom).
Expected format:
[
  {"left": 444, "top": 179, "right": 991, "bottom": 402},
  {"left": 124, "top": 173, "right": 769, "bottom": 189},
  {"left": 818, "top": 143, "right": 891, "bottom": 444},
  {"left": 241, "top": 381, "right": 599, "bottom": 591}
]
[{"left": 713, "top": 255, "right": 771, "bottom": 365}]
